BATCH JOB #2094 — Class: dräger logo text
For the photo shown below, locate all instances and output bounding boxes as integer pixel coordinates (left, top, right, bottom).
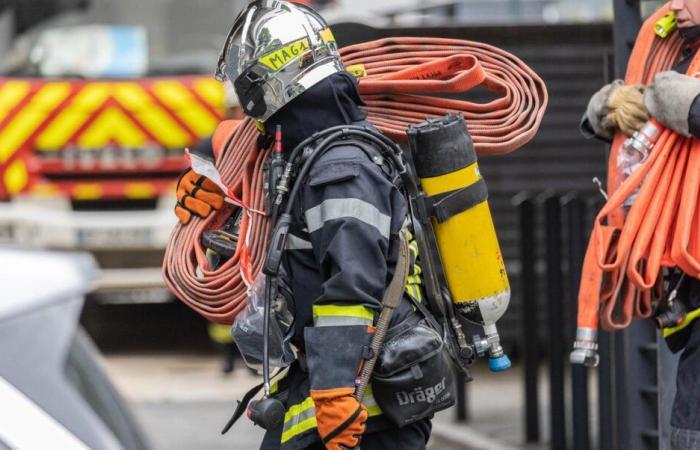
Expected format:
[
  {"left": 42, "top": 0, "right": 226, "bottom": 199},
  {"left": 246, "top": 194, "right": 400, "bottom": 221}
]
[{"left": 395, "top": 378, "right": 447, "bottom": 405}]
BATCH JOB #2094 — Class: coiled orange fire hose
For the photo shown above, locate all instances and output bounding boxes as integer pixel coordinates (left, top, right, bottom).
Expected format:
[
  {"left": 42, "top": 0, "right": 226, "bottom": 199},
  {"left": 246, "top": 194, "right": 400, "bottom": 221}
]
[
  {"left": 163, "top": 37, "right": 548, "bottom": 324},
  {"left": 574, "top": 5, "right": 700, "bottom": 361}
]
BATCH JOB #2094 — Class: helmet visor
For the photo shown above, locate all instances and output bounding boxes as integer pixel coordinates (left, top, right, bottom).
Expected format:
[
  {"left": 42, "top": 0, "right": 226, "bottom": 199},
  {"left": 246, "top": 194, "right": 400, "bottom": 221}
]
[{"left": 215, "top": 4, "right": 258, "bottom": 82}]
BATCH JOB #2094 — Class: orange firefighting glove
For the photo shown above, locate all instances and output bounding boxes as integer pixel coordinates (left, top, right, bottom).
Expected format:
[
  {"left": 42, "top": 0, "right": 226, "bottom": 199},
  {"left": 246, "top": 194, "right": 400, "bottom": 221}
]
[
  {"left": 310, "top": 388, "right": 367, "bottom": 450},
  {"left": 174, "top": 169, "right": 225, "bottom": 224},
  {"left": 305, "top": 322, "right": 374, "bottom": 450}
]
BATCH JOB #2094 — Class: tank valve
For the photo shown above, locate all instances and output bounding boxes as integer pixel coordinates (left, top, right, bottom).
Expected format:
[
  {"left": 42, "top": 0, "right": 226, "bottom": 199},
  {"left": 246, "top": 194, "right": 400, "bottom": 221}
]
[{"left": 473, "top": 327, "right": 511, "bottom": 372}]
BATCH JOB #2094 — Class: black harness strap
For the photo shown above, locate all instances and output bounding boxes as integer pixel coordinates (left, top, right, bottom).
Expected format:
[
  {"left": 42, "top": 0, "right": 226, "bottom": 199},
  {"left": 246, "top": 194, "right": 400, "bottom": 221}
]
[{"left": 427, "top": 178, "right": 488, "bottom": 223}]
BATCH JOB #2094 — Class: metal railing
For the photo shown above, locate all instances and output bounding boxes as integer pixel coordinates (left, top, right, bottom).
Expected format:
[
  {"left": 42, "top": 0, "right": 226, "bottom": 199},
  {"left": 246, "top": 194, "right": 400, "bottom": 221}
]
[{"left": 508, "top": 190, "right": 676, "bottom": 450}]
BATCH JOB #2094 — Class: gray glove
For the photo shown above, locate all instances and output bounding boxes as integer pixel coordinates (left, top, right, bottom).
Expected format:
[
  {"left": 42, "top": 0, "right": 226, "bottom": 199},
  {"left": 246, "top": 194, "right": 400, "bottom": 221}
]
[
  {"left": 586, "top": 80, "right": 648, "bottom": 139},
  {"left": 586, "top": 80, "right": 623, "bottom": 140},
  {"left": 645, "top": 71, "right": 700, "bottom": 137}
]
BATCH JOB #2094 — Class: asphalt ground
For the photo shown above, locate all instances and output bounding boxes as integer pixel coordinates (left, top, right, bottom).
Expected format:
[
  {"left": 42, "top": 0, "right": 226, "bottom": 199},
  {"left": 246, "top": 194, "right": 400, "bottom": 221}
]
[{"left": 102, "top": 353, "right": 554, "bottom": 450}]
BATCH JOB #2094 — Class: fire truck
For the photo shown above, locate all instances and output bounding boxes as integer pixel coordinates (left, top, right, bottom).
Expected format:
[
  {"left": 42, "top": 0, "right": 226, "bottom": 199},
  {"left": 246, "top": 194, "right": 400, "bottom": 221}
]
[{"left": 0, "top": 0, "right": 245, "bottom": 307}]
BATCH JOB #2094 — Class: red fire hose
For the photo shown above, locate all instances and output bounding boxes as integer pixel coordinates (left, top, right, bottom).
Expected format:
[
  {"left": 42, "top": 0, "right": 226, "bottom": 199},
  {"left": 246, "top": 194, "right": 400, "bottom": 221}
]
[
  {"left": 163, "top": 37, "right": 548, "bottom": 324},
  {"left": 575, "top": 5, "right": 700, "bottom": 351}
]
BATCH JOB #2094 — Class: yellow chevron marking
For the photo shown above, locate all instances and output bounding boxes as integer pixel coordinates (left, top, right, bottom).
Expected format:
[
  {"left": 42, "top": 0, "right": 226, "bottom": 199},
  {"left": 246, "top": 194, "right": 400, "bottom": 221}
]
[
  {"left": 0, "top": 81, "right": 31, "bottom": 123},
  {"left": 0, "top": 82, "right": 71, "bottom": 163},
  {"left": 152, "top": 81, "right": 219, "bottom": 137},
  {"left": 192, "top": 79, "right": 225, "bottom": 111},
  {"left": 113, "top": 83, "right": 190, "bottom": 148},
  {"left": 3, "top": 159, "right": 28, "bottom": 195},
  {"left": 124, "top": 182, "right": 155, "bottom": 199},
  {"left": 73, "top": 183, "right": 102, "bottom": 200},
  {"left": 36, "top": 83, "right": 112, "bottom": 150},
  {"left": 78, "top": 107, "right": 147, "bottom": 148}
]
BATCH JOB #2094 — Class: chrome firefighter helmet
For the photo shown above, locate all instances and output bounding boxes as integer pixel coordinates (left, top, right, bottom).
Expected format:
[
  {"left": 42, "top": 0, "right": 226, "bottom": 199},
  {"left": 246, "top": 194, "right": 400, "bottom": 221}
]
[{"left": 216, "top": 0, "right": 344, "bottom": 122}]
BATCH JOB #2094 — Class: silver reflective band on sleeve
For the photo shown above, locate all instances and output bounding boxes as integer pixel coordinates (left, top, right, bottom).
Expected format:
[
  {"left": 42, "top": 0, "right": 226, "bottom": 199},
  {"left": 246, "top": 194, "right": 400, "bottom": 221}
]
[
  {"left": 305, "top": 198, "right": 391, "bottom": 239},
  {"left": 314, "top": 316, "right": 373, "bottom": 327},
  {"left": 286, "top": 234, "right": 312, "bottom": 250}
]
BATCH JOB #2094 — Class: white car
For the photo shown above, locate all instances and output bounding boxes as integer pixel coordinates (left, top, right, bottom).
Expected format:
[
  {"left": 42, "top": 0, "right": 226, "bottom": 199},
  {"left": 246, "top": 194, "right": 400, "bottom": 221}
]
[{"left": 0, "top": 248, "right": 148, "bottom": 449}]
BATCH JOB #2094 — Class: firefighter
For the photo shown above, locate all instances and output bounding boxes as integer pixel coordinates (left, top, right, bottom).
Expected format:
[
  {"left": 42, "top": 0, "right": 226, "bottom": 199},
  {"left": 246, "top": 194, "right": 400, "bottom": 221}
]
[
  {"left": 175, "top": 1, "right": 431, "bottom": 448},
  {"left": 583, "top": 1, "right": 700, "bottom": 447}
]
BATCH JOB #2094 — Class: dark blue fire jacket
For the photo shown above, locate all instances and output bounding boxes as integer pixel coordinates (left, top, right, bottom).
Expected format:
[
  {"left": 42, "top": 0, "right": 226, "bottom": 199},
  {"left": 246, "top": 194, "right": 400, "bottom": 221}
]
[{"left": 258, "top": 72, "right": 429, "bottom": 450}]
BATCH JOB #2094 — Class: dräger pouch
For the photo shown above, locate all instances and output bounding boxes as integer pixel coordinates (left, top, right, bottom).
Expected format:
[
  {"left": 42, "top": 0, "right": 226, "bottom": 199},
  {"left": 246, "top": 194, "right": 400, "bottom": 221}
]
[{"left": 372, "top": 313, "right": 456, "bottom": 427}]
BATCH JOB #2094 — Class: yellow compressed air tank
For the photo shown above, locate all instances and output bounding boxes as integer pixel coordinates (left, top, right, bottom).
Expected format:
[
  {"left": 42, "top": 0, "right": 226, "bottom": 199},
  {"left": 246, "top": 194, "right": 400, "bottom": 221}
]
[{"left": 408, "top": 114, "right": 510, "bottom": 371}]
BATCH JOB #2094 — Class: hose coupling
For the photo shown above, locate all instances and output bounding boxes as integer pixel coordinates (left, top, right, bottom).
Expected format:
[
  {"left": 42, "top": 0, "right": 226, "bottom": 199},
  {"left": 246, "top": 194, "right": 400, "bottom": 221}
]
[{"left": 570, "top": 327, "right": 599, "bottom": 367}]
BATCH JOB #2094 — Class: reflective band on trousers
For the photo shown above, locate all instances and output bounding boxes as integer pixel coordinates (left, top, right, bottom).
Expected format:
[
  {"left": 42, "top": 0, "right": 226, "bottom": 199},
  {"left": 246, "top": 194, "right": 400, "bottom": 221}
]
[
  {"left": 305, "top": 198, "right": 391, "bottom": 239},
  {"left": 280, "top": 387, "right": 383, "bottom": 443}
]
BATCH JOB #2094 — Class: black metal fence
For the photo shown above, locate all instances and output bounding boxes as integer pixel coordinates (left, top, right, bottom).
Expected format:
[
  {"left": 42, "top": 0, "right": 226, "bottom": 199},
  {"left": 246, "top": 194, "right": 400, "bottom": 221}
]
[
  {"left": 491, "top": 191, "right": 676, "bottom": 450},
  {"left": 515, "top": 191, "right": 600, "bottom": 450}
]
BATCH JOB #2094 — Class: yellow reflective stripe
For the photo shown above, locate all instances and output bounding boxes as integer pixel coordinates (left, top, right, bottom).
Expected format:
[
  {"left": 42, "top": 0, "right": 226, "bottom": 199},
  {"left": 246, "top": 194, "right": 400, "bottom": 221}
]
[
  {"left": 366, "top": 404, "right": 382, "bottom": 417},
  {"left": 313, "top": 304, "right": 375, "bottom": 323},
  {"left": 281, "top": 388, "right": 383, "bottom": 443},
  {"left": 270, "top": 367, "right": 289, "bottom": 395},
  {"left": 112, "top": 83, "right": 190, "bottom": 148},
  {"left": 73, "top": 183, "right": 102, "bottom": 200},
  {"left": 406, "top": 283, "right": 423, "bottom": 303},
  {"left": 413, "top": 263, "right": 423, "bottom": 276},
  {"left": 77, "top": 107, "right": 147, "bottom": 148},
  {"left": 363, "top": 385, "right": 383, "bottom": 417},
  {"left": 408, "top": 239, "right": 419, "bottom": 256},
  {"left": 192, "top": 78, "right": 225, "bottom": 111},
  {"left": 124, "top": 182, "right": 156, "bottom": 199},
  {"left": 3, "top": 159, "right": 28, "bottom": 195},
  {"left": 0, "top": 82, "right": 71, "bottom": 163},
  {"left": 281, "top": 416, "right": 317, "bottom": 443},
  {"left": 407, "top": 274, "right": 422, "bottom": 285},
  {"left": 152, "top": 81, "right": 220, "bottom": 137},
  {"left": 405, "top": 232, "right": 423, "bottom": 303},
  {"left": 0, "top": 81, "right": 31, "bottom": 124},
  {"left": 284, "top": 397, "right": 315, "bottom": 423},
  {"left": 663, "top": 307, "right": 700, "bottom": 337},
  {"left": 36, "top": 84, "right": 111, "bottom": 150},
  {"left": 281, "top": 397, "right": 316, "bottom": 443}
]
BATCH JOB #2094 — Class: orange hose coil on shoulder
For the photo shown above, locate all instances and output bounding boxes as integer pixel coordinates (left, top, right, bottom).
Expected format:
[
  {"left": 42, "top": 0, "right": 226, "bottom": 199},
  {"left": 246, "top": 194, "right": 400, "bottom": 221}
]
[
  {"left": 575, "top": 4, "right": 700, "bottom": 344},
  {"left": 163, "top": 37, "right": 548, "bottom": 324}
]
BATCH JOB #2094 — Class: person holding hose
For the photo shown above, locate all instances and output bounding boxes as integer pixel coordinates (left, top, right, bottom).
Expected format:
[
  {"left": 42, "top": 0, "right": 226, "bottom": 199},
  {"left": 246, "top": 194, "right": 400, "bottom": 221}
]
[
  {"left": 174, "top": 1, "right": 431, "bottom": 448},
  {"left": 582, "top": 1, "right": 700, "bottom": 447}
]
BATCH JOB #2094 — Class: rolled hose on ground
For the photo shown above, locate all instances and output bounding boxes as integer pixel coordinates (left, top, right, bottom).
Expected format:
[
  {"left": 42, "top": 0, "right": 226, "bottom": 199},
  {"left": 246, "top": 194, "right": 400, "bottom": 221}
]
[
  {"left": 163, "top": 37, "right": 548, "bottom": 324},
  {"left": 572, "top": 5, "right": 700, "bottom": 365}
]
